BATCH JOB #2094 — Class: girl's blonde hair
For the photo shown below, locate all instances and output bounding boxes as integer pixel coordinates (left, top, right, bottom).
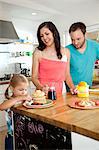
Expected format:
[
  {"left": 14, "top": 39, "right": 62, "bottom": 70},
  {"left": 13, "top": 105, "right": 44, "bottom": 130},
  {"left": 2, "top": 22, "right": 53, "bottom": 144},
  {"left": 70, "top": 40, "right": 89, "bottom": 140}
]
[{"left": 5, "top": 74, "right": 29, "bottom": 99}]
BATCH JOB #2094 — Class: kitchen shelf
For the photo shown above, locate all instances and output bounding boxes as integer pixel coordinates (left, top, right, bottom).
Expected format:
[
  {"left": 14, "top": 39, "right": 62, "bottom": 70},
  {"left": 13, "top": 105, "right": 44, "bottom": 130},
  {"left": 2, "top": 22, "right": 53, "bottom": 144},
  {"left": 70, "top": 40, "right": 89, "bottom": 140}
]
[
  {"left": 0, "top": 52, "right": 10, "bottom": 53},
  {"left": 8, "top": 56, "right": 32, "bottom": 64}
]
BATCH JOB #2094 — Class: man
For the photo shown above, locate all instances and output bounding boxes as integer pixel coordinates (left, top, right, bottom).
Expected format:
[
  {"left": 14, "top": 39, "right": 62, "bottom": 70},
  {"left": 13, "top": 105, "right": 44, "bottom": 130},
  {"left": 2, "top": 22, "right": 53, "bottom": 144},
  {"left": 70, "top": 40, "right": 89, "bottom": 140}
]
[{"left": 65, "top": 22, "right": 99, "bottom": 91}]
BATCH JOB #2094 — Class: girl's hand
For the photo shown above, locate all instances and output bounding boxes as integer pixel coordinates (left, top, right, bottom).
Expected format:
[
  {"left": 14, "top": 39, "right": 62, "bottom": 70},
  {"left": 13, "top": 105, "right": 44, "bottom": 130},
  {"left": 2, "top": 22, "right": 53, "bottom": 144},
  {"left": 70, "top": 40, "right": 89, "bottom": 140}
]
[
  {"left": 16, "top": 95, "right": 32, "bottom": 102},
  {"left": 42, "top": 84, "right": 49, "bottom": 95}
]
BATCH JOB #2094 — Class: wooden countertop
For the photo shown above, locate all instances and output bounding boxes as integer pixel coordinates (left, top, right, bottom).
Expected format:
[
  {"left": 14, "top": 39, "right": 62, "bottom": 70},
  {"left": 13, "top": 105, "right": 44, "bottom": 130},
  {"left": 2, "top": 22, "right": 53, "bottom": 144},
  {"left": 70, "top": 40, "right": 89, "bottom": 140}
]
[{"left": 11, "top": 93, "right": 99, "bottom": 141}]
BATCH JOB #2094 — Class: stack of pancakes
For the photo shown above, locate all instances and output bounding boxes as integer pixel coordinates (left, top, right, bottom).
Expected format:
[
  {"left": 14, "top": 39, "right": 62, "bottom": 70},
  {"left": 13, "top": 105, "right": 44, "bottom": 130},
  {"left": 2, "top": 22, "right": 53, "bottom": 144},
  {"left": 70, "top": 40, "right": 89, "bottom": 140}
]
[{"left": 32, "top": 90, "right": 46, "bottom": 104}]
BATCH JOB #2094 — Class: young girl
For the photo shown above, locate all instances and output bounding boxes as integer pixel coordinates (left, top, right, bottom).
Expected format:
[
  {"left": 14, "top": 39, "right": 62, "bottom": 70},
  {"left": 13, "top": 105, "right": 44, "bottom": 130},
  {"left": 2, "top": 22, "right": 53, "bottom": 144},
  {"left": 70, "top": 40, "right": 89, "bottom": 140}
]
[{"left": 0, "top": 74, "right": 32, "bottom": 150}]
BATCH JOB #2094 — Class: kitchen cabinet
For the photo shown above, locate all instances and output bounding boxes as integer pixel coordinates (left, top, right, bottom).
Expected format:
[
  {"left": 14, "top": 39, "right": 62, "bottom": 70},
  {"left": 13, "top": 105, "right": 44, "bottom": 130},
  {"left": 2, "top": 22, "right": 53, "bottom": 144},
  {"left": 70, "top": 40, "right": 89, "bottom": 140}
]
[
  {"left": 13, "top": 113, "right": 72, "bottom": 150},
  {"left": 0, "top": 84, "right": 9, "bottom": 130},
  {"left": 72, "top": 132, "right": 99, "bottom": 150},
  {"left": 9, "top": 43, "right": 33, "bottom": 76}
]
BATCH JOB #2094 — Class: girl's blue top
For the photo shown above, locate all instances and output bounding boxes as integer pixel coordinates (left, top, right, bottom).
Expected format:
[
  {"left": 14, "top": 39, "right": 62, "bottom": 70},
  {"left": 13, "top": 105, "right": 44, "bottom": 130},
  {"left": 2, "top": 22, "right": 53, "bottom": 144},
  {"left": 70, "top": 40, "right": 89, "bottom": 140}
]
[{"left": 5, "top": 108, "right": 13, "bottom": 136}]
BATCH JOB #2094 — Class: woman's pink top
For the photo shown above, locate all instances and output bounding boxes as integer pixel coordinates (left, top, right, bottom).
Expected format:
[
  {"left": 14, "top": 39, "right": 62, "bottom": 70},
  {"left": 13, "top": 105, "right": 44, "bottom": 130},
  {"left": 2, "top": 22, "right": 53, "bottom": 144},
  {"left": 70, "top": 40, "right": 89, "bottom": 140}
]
[{"left": 38, "top": 58, "right": 67, "bottom": 95}]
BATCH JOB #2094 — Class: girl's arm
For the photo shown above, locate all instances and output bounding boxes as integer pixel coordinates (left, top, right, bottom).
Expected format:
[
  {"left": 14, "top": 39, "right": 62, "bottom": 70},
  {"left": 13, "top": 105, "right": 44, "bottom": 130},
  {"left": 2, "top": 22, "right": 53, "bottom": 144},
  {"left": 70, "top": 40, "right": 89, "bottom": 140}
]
[
  {"left": 0, "top": 95, "right": 32, "bottom": 111},
  {"left": 0, "top": 98, "right": 18, "bottom": 111}
]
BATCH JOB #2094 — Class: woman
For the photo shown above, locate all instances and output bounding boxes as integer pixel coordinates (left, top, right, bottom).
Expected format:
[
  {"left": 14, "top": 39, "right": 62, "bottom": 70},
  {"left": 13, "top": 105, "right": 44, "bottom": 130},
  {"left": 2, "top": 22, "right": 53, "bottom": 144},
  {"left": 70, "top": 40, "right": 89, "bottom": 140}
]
[{"left": 32, "top": 21, "right": 76, "bottom": 96}]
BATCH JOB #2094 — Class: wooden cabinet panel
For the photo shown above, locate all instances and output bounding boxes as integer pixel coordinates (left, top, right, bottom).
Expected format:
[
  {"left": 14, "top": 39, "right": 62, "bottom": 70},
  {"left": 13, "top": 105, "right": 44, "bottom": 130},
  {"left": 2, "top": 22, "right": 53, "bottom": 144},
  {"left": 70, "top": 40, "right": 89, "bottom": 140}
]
[{"left": 13, "top": 113, "right": 72, "bottom": 150}]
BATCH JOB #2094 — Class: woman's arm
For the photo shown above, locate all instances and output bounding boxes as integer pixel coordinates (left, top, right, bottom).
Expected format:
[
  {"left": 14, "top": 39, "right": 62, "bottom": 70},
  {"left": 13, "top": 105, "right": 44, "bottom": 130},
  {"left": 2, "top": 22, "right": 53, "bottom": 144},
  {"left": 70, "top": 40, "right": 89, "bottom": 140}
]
[{"left": 32, "top": 49, "right": 43, "bottom": 90}]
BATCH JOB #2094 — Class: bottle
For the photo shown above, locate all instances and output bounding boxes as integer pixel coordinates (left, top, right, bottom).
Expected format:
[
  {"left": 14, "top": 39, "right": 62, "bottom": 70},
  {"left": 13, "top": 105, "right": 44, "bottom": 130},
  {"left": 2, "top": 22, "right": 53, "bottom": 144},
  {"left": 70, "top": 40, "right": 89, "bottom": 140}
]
[{"left": 48, "top": 86, "right": 56, "bottom": 100}]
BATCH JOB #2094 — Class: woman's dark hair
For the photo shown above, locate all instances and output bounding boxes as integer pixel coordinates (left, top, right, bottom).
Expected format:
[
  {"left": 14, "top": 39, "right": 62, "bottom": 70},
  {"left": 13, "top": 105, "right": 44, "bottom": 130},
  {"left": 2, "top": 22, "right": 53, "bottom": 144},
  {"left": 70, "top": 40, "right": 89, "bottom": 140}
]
[
  {"left": 37, "top": 21, "right": 62, "bottom": 59},
  {"left": 69, "top": 22, "right": 86, "bottom": 35},
  {"left": 5, "top": 74, "right": 28, "bottom": 99}
]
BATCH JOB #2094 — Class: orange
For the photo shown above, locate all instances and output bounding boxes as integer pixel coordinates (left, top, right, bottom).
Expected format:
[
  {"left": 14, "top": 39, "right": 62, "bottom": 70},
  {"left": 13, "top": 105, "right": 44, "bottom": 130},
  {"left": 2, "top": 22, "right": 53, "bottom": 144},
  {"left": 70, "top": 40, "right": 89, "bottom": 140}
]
[{"left": 78, "top": 81, "right": 88, "bottom": 87}]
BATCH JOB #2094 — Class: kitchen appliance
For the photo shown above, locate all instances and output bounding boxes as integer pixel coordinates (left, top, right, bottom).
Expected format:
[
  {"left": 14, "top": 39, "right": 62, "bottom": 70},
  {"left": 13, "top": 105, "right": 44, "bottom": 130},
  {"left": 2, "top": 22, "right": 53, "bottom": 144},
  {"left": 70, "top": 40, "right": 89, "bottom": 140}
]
[
  {"left": 4, "top": 74, "right": 11, "bottom": 80},
  {"left": 15, "top": 63, "right": 31, "bottom": 77},
  {"left": 0, "top": 74, "right": 11, "bottom": 81},
  {"left": 0, "top": 20, "right": 19, "bottom": 44},
  {"left": 21, "top": 68, "right": 30, "bottom": 77}
]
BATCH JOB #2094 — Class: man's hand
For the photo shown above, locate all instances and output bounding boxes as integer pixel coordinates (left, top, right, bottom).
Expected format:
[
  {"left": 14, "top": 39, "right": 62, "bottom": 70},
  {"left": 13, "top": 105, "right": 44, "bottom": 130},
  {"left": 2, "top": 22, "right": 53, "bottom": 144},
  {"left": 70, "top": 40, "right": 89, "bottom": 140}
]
[{"left": 70, "top": 88, "right": 78, "bottom": 95}]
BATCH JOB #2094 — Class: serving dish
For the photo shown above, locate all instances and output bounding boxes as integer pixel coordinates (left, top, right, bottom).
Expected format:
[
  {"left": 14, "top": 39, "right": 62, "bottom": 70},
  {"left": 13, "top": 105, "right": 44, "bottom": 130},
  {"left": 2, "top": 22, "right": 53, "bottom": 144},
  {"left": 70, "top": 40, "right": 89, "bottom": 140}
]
[
  {"left": 68, "top": 99, "right": 99, "bottom": 110},
  {"left": 23, "top": 99, "right": 54, "bottom": 109}
]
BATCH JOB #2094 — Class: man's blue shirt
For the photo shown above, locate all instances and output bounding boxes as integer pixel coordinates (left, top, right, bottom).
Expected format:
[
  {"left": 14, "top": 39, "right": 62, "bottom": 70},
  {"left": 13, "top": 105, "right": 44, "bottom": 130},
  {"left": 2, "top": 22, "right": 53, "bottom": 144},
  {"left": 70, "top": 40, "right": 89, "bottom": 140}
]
[{"left": 66, "top": 39, "right": 99, "bottom": 87}]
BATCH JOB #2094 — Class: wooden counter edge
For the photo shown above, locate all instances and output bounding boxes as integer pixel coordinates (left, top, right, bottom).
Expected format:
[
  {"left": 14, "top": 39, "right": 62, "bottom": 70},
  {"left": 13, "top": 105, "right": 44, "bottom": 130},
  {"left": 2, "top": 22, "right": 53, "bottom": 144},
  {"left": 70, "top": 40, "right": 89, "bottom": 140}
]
[
  {"left": 11, "top": 106, "right": 71, "bottom": 132},
  {"left": 11, "top": 105, "right": 99, "bottom": 141}
]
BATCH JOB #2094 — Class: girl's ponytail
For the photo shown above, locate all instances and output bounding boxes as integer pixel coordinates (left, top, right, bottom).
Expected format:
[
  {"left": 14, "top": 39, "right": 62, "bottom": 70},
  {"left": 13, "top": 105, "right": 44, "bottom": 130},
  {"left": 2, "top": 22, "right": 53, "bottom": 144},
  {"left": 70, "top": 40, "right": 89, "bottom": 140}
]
[{"left": 5, "top": 85, "right": 10, "bottom": 99}]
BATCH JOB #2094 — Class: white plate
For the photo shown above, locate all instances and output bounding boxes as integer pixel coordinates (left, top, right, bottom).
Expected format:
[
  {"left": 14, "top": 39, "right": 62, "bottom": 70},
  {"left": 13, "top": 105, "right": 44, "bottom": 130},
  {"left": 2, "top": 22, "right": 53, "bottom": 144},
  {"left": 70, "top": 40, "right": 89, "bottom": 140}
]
[
  {"left": 68, "top": 99, "right": 99, "bottom": 110},
  {"left": 23, "top": 99, "right": 54, "bottom": 109}
]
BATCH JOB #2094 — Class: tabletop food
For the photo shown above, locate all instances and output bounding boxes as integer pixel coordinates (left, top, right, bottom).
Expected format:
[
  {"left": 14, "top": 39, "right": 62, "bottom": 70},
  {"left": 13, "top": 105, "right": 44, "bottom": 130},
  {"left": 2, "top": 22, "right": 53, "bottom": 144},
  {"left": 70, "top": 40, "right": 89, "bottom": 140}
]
[
  {"left": 77, "top": 100, "right": 96, "bottom": 107},
  {"left": 77, "top": 81, "right": 89, "bottom": 97},
  {"left": 32, "top": 90, "right": 47, "bottom": 104}
]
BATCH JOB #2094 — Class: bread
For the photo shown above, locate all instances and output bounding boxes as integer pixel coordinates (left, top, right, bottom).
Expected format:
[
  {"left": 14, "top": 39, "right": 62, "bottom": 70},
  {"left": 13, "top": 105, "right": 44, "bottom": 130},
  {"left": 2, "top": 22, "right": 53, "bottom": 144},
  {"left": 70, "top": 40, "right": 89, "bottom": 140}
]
[{"left": 32, "top": 90, "right": 45, "bottom": 98}]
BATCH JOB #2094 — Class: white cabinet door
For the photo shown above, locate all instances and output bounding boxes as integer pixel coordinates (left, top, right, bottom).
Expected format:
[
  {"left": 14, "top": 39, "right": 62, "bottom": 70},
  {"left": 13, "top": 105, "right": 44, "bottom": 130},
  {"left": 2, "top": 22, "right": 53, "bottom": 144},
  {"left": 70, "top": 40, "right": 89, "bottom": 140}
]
[{"left": 72, "top": 132, "right": 99, "bottom": 150}]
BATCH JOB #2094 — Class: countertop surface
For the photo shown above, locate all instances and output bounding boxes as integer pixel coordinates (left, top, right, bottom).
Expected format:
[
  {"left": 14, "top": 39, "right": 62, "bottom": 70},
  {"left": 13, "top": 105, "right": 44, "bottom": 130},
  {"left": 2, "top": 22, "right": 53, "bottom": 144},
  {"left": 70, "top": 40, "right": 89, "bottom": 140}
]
[{"left": 11, "top": 92, "right": 99, "bottom": 141}]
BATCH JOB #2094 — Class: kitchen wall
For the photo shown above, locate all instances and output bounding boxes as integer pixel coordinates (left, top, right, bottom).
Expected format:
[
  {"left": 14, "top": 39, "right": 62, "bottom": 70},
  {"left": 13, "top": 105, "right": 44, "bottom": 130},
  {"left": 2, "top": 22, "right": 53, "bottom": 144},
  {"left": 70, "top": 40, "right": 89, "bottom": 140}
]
[
  {"left": 0, "top": 44, "right": 15, "bottom": 77},
  {"left": 0, "top": 42, "right": 34, "bottom": 77},
  {"left": 0, "top": 42, "right": 35, "bottom": 130}
]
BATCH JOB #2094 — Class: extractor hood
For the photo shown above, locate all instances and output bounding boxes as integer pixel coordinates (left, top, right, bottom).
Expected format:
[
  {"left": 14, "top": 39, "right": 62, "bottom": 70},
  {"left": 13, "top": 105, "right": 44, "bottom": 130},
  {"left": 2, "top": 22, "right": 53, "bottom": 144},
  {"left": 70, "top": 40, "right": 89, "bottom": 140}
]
[{"left": 0, "top": 20, "right": 19, "bottom": 44}]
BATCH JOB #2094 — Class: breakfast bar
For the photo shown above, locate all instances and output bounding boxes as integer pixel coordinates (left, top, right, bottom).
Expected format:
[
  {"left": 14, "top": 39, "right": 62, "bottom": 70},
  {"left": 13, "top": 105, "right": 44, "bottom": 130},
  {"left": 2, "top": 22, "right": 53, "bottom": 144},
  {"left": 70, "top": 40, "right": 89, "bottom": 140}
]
[{"left": 11, "top": 93, "right": 99, "bottom": 149}]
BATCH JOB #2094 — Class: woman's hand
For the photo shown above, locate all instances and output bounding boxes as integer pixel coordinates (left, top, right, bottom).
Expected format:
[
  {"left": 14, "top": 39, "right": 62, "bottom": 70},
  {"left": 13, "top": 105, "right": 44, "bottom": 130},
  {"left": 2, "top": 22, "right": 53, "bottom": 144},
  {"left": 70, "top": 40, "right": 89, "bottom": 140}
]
[{"left": 42, "top": 84, "right": 49, "bottom": 95}]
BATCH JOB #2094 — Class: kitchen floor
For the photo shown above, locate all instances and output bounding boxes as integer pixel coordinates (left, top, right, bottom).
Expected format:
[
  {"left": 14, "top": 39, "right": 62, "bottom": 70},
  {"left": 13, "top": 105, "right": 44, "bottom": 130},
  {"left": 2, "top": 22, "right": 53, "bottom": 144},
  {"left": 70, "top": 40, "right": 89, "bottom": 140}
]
[{"left": 0, "top": 129, "right": 7, "bottom": 150}]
